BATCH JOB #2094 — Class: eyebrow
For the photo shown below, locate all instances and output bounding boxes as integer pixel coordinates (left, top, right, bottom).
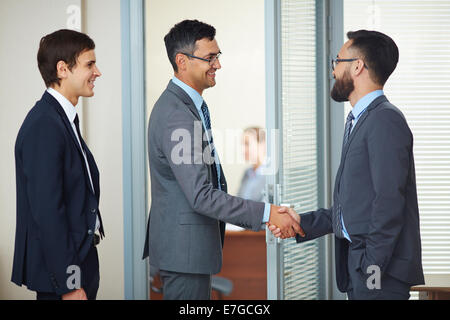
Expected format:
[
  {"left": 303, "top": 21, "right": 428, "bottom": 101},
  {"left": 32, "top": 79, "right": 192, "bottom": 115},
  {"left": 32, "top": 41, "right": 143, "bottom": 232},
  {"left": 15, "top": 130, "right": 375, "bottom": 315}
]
[{"left": 204, "top": 51, "right": 221, "bottom": 57}]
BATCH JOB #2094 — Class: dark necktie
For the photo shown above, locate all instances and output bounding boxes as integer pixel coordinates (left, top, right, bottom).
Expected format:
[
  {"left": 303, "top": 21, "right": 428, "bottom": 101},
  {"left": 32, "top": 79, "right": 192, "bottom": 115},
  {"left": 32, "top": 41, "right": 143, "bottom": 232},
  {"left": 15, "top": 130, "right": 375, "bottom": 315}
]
[
  {"left": 74, "top": 114, "right": 96, "bottom": 197},
  {"left": 333, "top": 111, "right": 355, "bottom": 239},
  {"left": 200, "top": 101, "right": 215, "bottom": 158},
  {"left": 74, "top": 115, "right": 100, "bottom": 232},
  {"left": 343, "top": 111, "right": 355, "bottom": 147},
  {"left": 200, "top": 101, "right": 221, "bottom": 189},
  {"left": 74, "top": 114, "right": 86, "bottom": 153}
]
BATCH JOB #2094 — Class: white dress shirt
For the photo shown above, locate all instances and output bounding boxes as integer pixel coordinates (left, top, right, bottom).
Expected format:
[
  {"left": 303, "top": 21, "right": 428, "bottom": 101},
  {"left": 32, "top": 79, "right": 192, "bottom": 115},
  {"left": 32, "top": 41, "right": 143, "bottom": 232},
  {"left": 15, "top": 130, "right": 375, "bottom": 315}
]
[{"left": 47, "top": 88, "right": 100, "bottom": 232}]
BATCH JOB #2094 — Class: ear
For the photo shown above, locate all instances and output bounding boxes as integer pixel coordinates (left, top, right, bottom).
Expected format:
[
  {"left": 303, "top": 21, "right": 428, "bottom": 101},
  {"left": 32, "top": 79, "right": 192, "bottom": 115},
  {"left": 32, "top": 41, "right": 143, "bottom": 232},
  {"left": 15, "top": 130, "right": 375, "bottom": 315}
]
[
  {"left": 56, "top": 60, "right": 69, "bottom": 80},
  {"left": 353, "top": 59, "right": 365, "bottom": 77},
  {"left": 175, "top": 53, "right": 187, "bottom": 72}
]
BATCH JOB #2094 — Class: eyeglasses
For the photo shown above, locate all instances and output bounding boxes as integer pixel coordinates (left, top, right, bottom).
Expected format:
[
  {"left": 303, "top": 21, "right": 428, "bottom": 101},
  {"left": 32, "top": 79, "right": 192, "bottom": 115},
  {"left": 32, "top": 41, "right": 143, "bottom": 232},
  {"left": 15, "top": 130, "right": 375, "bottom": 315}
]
[
  {"left": 331, "top": 57, "right": 368, "bottom": 71},
  {"left": 181, "top": 52, "right": 222, "bottom": 66}
]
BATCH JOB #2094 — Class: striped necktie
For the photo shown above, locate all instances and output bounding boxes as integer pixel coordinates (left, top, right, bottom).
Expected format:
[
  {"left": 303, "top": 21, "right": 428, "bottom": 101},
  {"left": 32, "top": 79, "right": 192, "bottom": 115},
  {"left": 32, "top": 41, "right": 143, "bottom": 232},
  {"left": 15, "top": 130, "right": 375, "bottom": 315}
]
[
  {"left": 343, "top": 111, "right": 355, "bottom": 147},
  {"left": 200, "top": 101, "right": 222, "bottom": 190},
  {"left": 200, "top": 101, "right": 215, "bottom": 158},
  {"left": 333, "top": 111, "right": 355, "bottom": 239}
]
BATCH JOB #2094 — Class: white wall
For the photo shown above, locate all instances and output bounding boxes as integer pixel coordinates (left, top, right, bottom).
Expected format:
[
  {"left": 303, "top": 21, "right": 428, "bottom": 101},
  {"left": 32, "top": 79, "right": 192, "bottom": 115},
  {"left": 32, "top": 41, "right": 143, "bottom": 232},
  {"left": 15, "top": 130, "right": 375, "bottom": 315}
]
[
  {"left": 83, "top": 0, "right": 124, "bottom": 300},
  {"left": 0, "top": 0, "right": 124, "bottom": 299},
  {"left": 0, "top": 0, "right": 80, "bottom": 300},
  {"left": 145, "top": 0, "right": 266, "bottom": 196}
]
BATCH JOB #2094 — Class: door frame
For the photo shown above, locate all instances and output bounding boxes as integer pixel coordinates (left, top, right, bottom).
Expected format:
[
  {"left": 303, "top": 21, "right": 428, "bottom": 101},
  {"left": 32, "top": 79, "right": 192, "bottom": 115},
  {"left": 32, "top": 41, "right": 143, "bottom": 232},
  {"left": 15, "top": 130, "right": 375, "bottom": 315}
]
[
  {"left": 264, "top": 0, "right": 284, "bottom": 300},
  {"left": 121, "top": 0, "right": 148, "bottom": 300},
  {"left": 264, "top": 0, "right": 345, "bottom": 300}
]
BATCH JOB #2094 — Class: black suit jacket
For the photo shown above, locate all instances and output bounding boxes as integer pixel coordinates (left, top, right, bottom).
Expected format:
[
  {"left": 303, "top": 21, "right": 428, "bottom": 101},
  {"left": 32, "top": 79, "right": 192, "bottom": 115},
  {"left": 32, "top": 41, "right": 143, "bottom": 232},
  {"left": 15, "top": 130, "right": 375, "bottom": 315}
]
[
  {"left": 296, "top": 95, "right": 424, "bottom": 292},
  {"left": 11, "top": 91, "right": 104, "bottom": 295}
]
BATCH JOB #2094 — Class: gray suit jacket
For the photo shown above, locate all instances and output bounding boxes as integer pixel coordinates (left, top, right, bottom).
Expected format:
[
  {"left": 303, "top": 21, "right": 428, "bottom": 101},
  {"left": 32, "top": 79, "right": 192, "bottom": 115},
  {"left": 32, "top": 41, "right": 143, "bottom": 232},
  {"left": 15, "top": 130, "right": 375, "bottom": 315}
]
[
  {"left": 296, "top": 95, "right": 424, "bottom": 292},
  {"left": 142, "top": 81, "right": 265, "bottom": 275}
]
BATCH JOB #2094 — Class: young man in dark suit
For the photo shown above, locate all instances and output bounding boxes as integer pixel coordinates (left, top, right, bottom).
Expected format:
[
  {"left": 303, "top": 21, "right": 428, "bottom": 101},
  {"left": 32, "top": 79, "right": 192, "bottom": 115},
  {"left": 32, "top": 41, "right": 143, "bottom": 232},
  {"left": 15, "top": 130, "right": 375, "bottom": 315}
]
[
  {"left": 269, "top": 30, "right": 424, "bottom": 300},
  {"left": 11, "top": 29, "right": 104, "bottom": 300}
]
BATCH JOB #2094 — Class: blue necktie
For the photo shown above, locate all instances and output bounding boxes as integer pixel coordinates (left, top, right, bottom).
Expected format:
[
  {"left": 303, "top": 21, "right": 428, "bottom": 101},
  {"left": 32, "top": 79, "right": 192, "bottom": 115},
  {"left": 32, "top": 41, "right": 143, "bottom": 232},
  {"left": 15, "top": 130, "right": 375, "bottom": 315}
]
[
  {"left": 201, "top": 102, "right": 215, "bottom": 158},
  {"left": 200, "top": 102, "right": 221, "bottom": 189}
]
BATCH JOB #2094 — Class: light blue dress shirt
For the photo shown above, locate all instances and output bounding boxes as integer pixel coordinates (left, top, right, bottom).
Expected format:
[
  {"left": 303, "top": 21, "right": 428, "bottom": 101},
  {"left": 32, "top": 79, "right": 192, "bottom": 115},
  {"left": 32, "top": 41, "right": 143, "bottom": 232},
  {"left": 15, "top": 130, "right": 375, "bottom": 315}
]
[
  {"left": 341, "top": 89, "right": 384, "bottom": 241},
  {"left": 171, "top": 77, "right": 271, "bottom": 223}
]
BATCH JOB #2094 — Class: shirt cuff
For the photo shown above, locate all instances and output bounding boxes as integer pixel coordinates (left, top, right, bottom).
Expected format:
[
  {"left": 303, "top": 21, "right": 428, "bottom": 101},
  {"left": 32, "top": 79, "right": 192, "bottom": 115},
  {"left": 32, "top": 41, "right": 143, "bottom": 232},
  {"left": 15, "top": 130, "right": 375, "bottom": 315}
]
[{"left": 262, "top": 203, "right": 271, "bottom": 223}]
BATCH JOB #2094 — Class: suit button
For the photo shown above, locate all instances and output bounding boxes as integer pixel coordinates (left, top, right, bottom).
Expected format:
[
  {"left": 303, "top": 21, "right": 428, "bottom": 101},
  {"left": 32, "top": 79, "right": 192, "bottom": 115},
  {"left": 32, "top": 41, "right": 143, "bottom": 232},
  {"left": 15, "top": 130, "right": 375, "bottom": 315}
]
[
  {"left": 88, "top": 229, "right": 93, "bottom": 235},
  {"left": 91, "top": 208, "right": 96, "bottom": 214}
]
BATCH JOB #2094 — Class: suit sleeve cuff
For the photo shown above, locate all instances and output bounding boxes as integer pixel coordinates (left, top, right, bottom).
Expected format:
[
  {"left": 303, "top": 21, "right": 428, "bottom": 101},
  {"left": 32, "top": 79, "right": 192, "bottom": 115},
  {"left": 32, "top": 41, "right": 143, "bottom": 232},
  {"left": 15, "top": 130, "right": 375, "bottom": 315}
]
[{"left": 262, "top": 203, "right": 271, "bottom": 223}]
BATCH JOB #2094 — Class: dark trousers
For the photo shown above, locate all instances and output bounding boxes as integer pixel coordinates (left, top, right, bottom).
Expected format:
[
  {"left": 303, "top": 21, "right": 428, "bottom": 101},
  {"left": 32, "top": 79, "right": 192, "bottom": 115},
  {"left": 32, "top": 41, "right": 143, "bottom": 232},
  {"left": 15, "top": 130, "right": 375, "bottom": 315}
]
[
  {"left": 347, "top": 270, "right": 411, "bottom": 300},
  {"left": 36, "top": 245, "right": 100, "bottom": 300},
  {"left": 159, "top": 269, "right": 212, "bottom": 300}
]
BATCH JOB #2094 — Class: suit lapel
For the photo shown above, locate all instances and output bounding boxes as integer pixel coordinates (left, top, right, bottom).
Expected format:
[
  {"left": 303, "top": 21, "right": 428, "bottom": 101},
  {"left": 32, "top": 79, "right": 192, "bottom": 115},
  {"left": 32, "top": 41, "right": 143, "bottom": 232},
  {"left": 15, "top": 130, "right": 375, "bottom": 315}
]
[
  {"left": 167, "top": 81, "right": 226, "bottom": 190},
  {"left": 167, "top": 80, "right": 202, "bottom": 121},
  {"left": 83, "top": 142, "right": 100, "bottom": 197},
  {"left": 43, "top": 92, "right": 95, "bottom": 195},
  {"left": 340, "top": 110, "right": 369, "bottom": 163},
  {"left": 167, "top": 81, "right": 215, "bottom": 158},
  {"left": 43, "top": 92, "right": 85, "bottom": 155},
  {"left": 335, "top": 95, "right": 388, "bottom": 192}
]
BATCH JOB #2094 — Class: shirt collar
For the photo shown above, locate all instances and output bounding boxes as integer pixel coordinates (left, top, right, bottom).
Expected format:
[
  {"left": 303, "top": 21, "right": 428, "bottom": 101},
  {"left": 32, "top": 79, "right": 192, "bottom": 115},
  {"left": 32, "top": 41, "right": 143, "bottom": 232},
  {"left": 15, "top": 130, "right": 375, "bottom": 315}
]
[
  {"left": 47, "top": 87, "right": 78, "bottom": 123},
  {"left": 171, "top": 76, "right": 204, "bottom": 112},
  {"left": 352, "top": 89, "right": 384, "bottom": 120}
]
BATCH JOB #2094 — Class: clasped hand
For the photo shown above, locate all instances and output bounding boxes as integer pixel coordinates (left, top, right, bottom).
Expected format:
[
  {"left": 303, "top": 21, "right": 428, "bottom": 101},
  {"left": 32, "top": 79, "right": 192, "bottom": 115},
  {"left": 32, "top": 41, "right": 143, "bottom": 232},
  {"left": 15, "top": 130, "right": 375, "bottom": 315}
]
[{"left": 266, "top": 206, "right": 305, "bottom": 239}]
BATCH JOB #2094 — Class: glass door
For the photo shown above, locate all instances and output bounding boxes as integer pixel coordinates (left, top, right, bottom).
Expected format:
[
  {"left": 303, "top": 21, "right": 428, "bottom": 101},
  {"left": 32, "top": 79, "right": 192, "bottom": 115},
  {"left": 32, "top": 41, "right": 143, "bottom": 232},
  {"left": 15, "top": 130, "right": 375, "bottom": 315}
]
[{"left": 265, "top": 0, "right": 329, "bottom": 300}]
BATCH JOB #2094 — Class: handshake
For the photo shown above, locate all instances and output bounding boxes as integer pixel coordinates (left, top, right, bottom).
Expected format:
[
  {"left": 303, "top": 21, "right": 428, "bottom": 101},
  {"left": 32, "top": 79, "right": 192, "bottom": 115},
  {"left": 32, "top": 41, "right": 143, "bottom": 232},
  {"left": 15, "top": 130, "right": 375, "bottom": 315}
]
[{"left": 266, "top": 205, "right": 305, "bottom": 239}]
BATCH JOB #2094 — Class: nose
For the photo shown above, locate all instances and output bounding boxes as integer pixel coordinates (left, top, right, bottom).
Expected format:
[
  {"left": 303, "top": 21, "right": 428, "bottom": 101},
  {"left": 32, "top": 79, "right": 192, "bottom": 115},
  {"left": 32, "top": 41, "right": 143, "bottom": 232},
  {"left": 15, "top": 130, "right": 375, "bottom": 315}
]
[
  {"left": 213, "top": 57, "right": 221, "bottom": 70},
  {"left": 94, "top": 65, "right": 102, "bottom": 77}
]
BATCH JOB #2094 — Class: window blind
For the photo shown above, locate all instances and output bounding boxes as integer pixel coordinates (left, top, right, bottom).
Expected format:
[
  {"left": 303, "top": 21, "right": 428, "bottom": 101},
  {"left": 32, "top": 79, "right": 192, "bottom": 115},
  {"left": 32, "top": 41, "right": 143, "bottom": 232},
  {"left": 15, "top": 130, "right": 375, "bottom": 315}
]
[{"left": 280, "top": 0, "right": 321, "bottom": 300}]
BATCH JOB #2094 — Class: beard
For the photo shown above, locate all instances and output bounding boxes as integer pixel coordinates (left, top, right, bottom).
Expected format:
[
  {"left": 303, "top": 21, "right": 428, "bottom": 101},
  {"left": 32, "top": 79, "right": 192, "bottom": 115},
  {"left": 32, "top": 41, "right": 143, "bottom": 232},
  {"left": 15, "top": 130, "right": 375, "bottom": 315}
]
[{"left": 331, "top": 71, "right": 354, "bottom": 102}]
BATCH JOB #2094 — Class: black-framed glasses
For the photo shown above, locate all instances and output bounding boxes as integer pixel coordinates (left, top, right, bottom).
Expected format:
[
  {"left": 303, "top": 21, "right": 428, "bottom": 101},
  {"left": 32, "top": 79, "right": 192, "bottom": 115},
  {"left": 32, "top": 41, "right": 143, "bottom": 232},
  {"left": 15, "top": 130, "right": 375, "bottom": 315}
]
[
  {"left": 331, "top": 57, "right": 368, "bottom": 71},
  {"left": 181, "top": 51, "right": 222, "bottom": 66}
]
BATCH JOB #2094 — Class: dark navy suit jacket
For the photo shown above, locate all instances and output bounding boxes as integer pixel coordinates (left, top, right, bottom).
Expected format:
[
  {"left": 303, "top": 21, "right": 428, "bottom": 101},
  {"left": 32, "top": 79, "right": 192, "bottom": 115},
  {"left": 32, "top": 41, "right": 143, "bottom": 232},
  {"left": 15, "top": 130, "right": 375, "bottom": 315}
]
[
  {"left": 11, "top": 91, "right": 104, "bottom": 295},
  {"left": 296, "top": 95, "right": 424, "bottom": 292}
]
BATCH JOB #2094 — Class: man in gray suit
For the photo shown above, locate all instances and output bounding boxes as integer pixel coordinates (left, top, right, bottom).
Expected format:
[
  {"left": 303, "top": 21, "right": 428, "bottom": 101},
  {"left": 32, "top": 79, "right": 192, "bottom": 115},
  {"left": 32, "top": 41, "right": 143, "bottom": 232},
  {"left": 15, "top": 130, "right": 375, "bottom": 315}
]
[
  {"left": 142, "top": 19, "right": 304, "bottom": 300},
  {"left": 269, "top": 30, "right": 424, "bottom": 299}
]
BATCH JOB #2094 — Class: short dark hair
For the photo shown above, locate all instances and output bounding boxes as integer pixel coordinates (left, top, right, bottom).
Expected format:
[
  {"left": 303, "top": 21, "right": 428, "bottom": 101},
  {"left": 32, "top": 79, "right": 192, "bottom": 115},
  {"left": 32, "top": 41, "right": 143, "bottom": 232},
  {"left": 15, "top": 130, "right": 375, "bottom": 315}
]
[
  {"left": 37, "top": 29, "right": 95, "bottom": 87},
  {"left": 347, "top": 30, "right": 399, "bottom": 86},
  {"left": 164, "top": 19, "right": 216, "bottom": 72}
]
